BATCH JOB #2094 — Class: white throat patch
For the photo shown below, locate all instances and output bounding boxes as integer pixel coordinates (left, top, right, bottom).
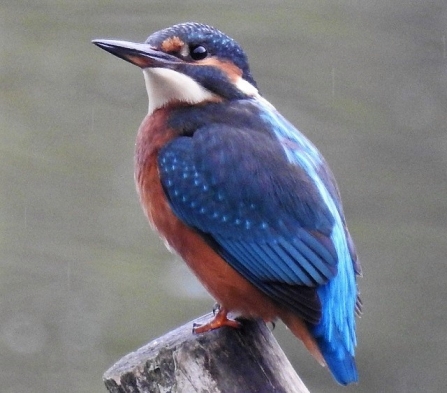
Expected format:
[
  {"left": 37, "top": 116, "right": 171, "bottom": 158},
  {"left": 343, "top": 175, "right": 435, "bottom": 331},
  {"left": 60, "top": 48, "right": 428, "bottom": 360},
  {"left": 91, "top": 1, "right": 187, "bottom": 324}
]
[{"left": 143, "top": 68, "right": 217, "bottom": 115}]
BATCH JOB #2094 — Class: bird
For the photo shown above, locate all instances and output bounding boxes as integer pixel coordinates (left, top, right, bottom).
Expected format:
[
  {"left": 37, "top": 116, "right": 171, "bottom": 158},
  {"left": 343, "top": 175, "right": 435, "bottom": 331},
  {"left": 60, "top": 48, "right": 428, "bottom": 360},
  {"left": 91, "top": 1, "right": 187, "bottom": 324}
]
[{"left": 93, "top": 22, "right": 362, "bottom": 385}]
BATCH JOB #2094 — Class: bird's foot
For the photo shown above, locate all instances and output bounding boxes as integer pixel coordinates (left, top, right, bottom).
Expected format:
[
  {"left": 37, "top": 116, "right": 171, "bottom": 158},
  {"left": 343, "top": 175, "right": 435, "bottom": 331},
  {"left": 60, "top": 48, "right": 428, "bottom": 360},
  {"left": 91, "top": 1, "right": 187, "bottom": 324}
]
[{"left": 193, "top": 306, "right": 241, "bottom": 334}]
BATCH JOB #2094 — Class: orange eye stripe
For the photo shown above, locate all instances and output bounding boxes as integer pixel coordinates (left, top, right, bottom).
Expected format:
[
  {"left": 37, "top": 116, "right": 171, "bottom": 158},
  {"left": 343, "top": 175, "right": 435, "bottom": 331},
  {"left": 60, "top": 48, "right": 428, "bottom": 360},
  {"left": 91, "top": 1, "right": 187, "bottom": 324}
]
[{"left": 197, "top": 57, "right": 243, "bottom": 82}]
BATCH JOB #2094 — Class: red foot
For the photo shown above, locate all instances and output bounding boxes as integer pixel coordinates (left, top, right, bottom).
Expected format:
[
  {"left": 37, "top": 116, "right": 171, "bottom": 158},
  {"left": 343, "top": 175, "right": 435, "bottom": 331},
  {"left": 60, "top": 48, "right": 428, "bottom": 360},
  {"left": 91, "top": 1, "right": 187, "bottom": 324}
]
[{"left": 193, "top": 307, "right": 241, "bottom": 334}]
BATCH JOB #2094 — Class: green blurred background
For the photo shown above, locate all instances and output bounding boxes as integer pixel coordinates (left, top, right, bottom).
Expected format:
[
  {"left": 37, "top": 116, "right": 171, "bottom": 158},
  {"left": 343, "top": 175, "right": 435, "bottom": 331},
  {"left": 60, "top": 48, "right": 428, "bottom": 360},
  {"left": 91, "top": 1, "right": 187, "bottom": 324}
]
[{"left": 1, "top": 1, "right": 446, "bottom": 392}]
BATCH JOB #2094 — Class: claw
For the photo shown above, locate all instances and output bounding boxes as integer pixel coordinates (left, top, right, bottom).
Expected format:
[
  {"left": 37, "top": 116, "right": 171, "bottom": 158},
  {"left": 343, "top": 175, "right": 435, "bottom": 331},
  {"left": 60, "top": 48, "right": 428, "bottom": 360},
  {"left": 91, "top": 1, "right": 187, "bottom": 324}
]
[
  {"left": 193, "top": 307, "right": 241, "bottom": 334},
  {"left": 212, "top": 303, "right": 221, "bottom": 315}
]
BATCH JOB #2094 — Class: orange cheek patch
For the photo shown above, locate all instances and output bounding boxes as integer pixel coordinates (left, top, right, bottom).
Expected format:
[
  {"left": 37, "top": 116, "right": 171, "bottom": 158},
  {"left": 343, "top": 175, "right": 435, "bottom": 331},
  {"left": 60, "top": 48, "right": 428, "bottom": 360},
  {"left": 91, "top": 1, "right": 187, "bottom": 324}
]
[
  {"left": 198, "top": 58, "right": 243, "bottom": 83},
  {"left": 161, "top": 36, "right": 185, "bottom": 53}
]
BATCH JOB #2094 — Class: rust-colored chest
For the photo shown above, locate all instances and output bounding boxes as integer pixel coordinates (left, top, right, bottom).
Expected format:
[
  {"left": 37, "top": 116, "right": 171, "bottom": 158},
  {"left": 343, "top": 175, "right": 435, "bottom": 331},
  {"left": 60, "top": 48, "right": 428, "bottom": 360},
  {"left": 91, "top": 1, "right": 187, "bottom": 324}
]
[{"left": 134, "top": 109, "right": 176, "bottom": 239}]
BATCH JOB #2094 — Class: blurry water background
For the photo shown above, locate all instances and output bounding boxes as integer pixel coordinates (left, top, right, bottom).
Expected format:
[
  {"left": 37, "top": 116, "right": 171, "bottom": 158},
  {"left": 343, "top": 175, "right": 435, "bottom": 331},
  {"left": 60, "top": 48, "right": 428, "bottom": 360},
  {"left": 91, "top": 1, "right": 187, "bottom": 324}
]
[{"left": 1, "top": 1, "right": 447, "bottom": 392}]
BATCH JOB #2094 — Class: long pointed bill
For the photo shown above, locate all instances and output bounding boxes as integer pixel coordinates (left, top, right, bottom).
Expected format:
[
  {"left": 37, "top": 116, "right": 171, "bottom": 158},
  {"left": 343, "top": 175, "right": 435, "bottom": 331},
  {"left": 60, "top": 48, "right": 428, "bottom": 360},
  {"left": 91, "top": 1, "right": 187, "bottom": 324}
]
[{"left": 92, "top": 39, "right": 182, "bottom": 69}]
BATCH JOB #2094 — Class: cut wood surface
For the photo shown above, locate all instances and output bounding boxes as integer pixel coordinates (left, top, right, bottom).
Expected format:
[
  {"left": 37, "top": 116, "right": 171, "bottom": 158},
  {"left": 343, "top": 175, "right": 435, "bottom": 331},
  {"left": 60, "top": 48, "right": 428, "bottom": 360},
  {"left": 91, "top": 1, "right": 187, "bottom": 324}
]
[{"left": 103, "top": 313, "right": 310, "bottom": 393}]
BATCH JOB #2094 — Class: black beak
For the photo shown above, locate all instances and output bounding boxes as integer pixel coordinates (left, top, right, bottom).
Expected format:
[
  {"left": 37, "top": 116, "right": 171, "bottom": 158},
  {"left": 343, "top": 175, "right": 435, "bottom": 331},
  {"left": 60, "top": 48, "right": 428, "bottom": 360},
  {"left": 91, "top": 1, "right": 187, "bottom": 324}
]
[{"left": 92, "top": 39, "right": 182, "bottom": 68}]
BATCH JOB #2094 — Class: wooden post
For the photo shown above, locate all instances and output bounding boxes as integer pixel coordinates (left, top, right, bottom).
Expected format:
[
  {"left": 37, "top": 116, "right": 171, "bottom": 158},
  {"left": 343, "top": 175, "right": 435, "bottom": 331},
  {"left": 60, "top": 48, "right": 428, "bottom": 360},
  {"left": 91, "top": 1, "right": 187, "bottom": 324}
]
[{"left": 103, "top": 313, "right": 310, "bottom": 393}]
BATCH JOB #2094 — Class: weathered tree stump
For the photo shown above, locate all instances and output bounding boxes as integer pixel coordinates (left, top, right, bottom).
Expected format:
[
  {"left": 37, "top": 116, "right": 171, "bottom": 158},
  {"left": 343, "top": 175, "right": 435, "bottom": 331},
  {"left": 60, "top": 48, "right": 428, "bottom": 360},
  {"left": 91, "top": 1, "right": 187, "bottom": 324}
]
[{"left": 103, "top": 313, "right": 310, "bottom": 393}]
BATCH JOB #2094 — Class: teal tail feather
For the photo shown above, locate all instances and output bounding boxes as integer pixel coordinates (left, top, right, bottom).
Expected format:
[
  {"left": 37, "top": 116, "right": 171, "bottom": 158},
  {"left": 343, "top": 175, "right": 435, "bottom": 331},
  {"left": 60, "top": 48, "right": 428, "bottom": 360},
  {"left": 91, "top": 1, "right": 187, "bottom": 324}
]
[{"left": 314, "top": 333, "right": 358, "bottom": 385}]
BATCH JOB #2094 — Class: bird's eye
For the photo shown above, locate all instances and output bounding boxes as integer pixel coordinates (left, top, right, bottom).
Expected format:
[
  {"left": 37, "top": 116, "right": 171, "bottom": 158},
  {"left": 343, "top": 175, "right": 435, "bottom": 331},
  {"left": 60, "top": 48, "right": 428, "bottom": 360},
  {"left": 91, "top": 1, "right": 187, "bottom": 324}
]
[{"left": 190, "top": 45, "right": 208, "bottom": 60}]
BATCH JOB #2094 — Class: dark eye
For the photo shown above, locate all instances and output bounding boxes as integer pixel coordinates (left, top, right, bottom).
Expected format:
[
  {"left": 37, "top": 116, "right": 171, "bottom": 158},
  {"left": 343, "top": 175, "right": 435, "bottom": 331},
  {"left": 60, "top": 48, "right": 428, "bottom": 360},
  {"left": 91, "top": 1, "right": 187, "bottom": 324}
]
[{"left": 190, "top": 45, "right": 208, "bottom": 60}]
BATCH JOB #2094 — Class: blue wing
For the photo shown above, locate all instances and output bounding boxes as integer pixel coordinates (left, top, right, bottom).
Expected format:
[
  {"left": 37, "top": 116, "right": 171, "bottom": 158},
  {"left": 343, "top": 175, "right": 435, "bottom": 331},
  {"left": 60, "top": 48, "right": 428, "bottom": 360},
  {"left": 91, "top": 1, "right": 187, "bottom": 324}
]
[{"left": 159, "top": 112, "right": 342, "bottom": 324}]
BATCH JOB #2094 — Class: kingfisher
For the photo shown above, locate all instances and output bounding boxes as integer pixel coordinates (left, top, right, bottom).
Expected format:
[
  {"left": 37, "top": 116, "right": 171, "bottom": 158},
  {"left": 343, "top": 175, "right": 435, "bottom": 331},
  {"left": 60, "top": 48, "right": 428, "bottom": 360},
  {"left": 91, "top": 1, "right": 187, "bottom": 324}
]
[{"left": 93, "top": 22, "right": 362, "bottom": 385}]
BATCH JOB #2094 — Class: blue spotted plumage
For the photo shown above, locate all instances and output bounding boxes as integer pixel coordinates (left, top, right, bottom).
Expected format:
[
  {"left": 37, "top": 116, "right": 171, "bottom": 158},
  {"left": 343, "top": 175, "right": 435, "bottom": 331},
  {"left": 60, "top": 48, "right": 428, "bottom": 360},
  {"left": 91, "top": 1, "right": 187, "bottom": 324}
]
[{"left": 93, "top": 22, "right": 362, "bottom": 386}]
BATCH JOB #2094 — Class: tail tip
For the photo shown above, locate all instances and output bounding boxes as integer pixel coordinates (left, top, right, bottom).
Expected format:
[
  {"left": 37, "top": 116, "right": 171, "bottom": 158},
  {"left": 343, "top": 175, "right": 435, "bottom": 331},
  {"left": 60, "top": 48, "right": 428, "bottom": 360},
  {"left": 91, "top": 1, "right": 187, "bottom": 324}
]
[{"left": 326, "top": 354, "right": 358, "bottom": 385}]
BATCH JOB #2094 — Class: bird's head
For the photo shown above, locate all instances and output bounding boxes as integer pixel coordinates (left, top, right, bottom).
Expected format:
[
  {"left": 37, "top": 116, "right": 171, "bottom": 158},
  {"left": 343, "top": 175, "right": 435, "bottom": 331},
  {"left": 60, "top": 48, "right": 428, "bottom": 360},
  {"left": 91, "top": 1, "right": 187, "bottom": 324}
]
[{"left": 93, "top": 22, "right": 259, "bottom": 115}]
